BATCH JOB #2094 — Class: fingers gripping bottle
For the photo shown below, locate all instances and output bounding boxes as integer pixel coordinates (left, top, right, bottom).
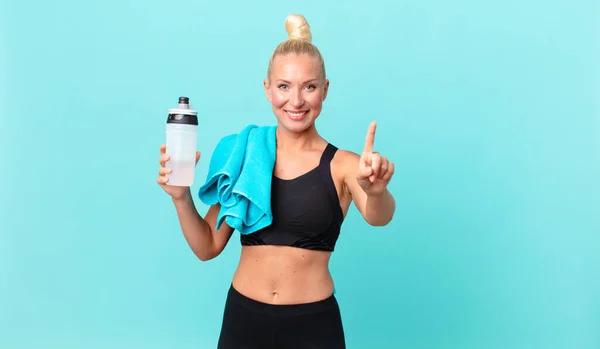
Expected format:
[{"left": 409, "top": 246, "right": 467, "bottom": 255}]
[{"left": 166, "top": 97, "right": 198, "bottom": 187}]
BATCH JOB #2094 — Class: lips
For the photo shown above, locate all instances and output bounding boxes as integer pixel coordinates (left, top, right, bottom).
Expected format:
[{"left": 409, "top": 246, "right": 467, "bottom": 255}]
[{"left": 285, "top": 110, "right": 308, "bottom": 121}]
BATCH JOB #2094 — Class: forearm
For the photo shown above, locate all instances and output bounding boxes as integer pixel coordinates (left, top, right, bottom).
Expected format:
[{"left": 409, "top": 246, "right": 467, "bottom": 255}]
[
  {"left": 171, "top": 191, "right": 216, "bottom": 261},
  {"left": 365, "top": 190, "right": 396, "bottom": 226}
]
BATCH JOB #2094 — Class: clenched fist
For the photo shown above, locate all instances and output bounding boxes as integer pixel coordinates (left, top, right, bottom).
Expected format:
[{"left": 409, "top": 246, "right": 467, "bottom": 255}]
[{"left": 157, "top": 144, "right": 201, "bottom": 200}]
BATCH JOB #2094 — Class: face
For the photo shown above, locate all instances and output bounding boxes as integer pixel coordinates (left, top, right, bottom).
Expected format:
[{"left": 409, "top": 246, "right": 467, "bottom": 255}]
[{"left": 264, "top": 53, "right": 329, "bottom": 133}]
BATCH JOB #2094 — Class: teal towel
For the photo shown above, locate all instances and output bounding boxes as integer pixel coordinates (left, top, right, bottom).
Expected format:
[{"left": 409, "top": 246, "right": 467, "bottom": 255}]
[{"left": 197, "top": 124, "right": 277, "bottom": 235}]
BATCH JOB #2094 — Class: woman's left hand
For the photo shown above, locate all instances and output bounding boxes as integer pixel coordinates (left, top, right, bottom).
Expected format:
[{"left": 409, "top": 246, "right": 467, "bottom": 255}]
[{"left": 356, "top": 121, "right": 395, "bottom": 196}]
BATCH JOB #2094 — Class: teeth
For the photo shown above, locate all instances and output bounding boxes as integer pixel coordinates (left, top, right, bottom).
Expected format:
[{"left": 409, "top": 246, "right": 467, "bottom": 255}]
[{"left": 287, "top": 111, "right": 306, "bottom": 117}]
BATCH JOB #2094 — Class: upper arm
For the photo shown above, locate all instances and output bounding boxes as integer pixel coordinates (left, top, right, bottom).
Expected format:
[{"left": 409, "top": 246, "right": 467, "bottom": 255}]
[
  {"left": 204, "top": 203, "right": 235, "bottom": 256},
  {"left": 340, "top": 151, "right": 369, "bottom": 220}
]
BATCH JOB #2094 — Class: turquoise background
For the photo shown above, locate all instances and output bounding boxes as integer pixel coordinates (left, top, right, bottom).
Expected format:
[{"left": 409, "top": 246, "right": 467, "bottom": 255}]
[{"left": 2, "top": 0, "right": 599, "bottom": 348}]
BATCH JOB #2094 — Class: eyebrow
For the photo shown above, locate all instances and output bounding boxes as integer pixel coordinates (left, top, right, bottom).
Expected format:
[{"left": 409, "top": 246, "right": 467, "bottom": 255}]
[{"left": 276, "top": 79, "right": 319, "bottom": 84}]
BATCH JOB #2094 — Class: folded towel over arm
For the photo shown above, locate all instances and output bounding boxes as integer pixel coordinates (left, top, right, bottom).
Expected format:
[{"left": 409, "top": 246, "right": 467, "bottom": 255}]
[{"left": 197, "top": 124, "right": 277, "bottom": 235}]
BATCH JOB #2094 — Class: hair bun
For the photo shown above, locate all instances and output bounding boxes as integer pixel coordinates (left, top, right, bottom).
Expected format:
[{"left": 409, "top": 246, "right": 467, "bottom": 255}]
[{"left": 285, "top": 14, "right": 312, "bottom": 42}]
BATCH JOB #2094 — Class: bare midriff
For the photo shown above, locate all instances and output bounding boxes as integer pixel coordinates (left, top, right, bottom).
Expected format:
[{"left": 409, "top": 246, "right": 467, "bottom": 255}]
[{"left": 231, "top": 245, "right": 334, "bottom": 305}]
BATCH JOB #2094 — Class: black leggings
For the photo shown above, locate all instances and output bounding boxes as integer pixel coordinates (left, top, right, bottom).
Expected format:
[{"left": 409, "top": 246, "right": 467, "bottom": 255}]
[{"left": 217, "top": 285, "right": 346, "bottom": 349}]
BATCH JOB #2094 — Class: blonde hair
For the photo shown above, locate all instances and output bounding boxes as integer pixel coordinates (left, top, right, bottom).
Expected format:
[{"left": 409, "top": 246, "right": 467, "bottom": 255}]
[{"left": 266, "top": 14, "right": 326, "bottom": 82}]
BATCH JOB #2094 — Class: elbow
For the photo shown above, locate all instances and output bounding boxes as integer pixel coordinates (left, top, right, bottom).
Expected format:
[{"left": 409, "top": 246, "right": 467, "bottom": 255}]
[
  {"left": 365, "top": 207, "right": 396, "bottom": 227},
  {"left": 190, "top": 232, "right": 226, "bottom": 262},
  {"left": 367, "top": 215, "right": 394, "bottom": 227},
  {"left": 197, "top": 254, "right": 214, "bottom": 262},
  {"left": 196, "top": 253, "right": 217, "bottom": 262},
  {"left": 193, "top": 248, "right": 220, "bottom": 262},
  {"left": 197, "top": 250, "right": 222, "bottom": 262}
]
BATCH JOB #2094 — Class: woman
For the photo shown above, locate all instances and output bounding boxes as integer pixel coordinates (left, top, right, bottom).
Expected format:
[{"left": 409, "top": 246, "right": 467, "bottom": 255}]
[{"left": 157, "top": 14, "right": 396, "bottom": 349}]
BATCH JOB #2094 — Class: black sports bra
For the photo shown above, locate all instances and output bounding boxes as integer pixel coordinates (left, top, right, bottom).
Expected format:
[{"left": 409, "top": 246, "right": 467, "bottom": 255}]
[{"left": 240, "top": 143, "right": 344, "bottom": 251}]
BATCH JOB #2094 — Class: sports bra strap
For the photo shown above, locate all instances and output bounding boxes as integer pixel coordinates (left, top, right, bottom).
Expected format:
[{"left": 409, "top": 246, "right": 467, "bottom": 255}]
[
  {"left": 317, "top": 143, "right": 344, "bottom": 221},
  {"left": 319, "top": 143, "right": 338, "bottom": 166}
]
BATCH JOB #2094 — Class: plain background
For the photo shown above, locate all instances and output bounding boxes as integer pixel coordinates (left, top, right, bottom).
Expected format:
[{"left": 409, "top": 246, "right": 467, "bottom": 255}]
[{"left": 2, "top": 0, "right": 599, "bottom": 348}]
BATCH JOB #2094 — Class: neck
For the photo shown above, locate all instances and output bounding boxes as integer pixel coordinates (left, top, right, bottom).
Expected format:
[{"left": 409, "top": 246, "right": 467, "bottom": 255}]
[{"left": 275, "top": 122, "right": 323, "bottom": 151}]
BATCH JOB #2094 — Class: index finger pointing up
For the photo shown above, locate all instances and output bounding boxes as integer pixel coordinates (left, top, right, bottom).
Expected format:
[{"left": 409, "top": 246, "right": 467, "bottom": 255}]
[{"left": 363, "top": 121, "right": 377, "bottom": 153}]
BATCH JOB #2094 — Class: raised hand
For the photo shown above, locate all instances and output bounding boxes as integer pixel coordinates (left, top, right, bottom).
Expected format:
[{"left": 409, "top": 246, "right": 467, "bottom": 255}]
[
  {"left": 157, "top": 144, "right": 201, "bottom": 200},
  {"left": 356, "top": 121, "right": 395, "bottom": 196}
]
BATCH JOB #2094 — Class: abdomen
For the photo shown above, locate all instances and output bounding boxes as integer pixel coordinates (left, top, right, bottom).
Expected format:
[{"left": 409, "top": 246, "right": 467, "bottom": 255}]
[{"left": 232, "top": 245, "right": 334, "bottom": 305}]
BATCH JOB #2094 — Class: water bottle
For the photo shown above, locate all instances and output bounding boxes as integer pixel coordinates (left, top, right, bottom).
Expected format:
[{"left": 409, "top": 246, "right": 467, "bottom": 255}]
[{"left": 166, "top": 96, "right": 198, "bottom": 187}]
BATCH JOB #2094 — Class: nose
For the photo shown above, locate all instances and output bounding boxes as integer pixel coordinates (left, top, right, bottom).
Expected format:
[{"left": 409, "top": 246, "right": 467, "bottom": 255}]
[{"left": 290, "top": 88, "right": 303, "bottom": 108}]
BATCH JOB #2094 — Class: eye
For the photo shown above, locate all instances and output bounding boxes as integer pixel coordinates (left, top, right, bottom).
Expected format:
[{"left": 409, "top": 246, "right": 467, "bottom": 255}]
[
  {"left": 278, "top": 84, "right": 288, "bottom": 90},
  {"left": 304, "top": 84, "right": 316, "bottom": 91}
]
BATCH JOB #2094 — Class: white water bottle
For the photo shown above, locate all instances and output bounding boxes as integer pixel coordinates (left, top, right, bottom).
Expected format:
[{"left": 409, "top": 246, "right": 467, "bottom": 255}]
[{"left": 166, "top": 96, "right": 198, "bottom": 187}]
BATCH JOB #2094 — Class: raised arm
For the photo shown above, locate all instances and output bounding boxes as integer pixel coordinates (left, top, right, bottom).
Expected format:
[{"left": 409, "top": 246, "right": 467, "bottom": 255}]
[
  {"left": 344, "top": 121, "right": 396, "bottom": 226},
  {"left": 157, "top": 145, "right": 234, "bottom": 261},
  {"left": 171, "top": 193, "right": 235, "bottom": 261}
]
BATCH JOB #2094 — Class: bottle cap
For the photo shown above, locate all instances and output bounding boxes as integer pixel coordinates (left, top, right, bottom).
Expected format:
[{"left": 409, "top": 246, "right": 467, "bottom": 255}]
[{"left": 168, "top": 96, "right": 198, "bottom": 125}]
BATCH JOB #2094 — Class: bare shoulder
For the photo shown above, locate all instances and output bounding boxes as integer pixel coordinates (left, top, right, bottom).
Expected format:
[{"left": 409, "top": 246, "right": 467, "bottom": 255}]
[
  {"left": 332, "top": 148, "right": 360, "bottom": 171},
  {"left": 330, "top": 148, "right": 362, "bottom": 195}
]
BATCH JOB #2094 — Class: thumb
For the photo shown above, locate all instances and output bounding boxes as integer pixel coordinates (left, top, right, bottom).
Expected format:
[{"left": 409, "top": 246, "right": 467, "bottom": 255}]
[{"left": 356, "top": 161, "right": 373, "bottom": 182}]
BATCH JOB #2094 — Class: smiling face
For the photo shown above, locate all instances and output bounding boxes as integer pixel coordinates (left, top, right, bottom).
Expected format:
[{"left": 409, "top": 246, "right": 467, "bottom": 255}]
[{"left": 264, "top": 53, "right": 329, "bottom": 133}]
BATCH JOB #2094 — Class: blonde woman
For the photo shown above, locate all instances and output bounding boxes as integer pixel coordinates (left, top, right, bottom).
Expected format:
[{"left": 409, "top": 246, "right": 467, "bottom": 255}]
[{"left": 157, "top": 14, "right": 396, "bottom": 349}]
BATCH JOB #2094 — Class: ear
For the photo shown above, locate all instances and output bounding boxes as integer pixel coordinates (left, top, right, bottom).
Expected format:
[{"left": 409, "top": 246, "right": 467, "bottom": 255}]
[
  {"left": 322, "top": 79, "right": 330, "bottom": 101},
  {"left": 263, "top": 79, "right": 272, "bottom": 103}
]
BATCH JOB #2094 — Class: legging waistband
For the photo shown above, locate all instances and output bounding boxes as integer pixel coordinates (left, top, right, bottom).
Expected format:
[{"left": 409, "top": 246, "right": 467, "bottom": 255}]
[{"left": 226, "top": 284, "right": 338, "bottom": 317}]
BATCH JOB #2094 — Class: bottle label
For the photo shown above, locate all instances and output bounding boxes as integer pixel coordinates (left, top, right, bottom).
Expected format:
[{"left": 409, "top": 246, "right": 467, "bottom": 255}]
[{"left": 167, "top": 113, "right": 198, "bottom": 125}]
